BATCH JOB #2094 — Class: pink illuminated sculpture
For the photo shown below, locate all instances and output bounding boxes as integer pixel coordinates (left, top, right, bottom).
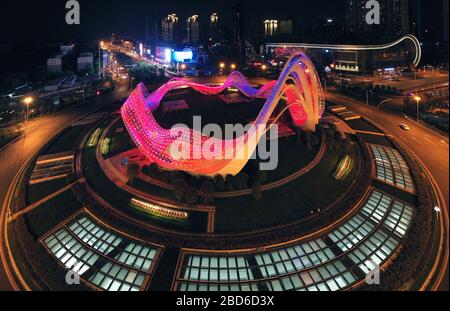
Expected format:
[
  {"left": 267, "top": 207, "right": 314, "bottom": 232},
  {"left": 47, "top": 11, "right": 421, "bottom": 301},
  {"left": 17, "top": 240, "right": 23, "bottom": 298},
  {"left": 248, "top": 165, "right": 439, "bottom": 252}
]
[{"left": 121, "top": 52, "right": 325, "bottom": 177}]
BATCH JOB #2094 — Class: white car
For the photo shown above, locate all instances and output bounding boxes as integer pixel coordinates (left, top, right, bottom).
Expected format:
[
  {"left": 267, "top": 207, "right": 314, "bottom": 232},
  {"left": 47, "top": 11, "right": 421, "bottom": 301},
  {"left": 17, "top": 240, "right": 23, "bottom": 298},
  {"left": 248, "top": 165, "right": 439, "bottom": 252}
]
[{"left": 399, "top": 124, "right": 410, "bottom": 131}]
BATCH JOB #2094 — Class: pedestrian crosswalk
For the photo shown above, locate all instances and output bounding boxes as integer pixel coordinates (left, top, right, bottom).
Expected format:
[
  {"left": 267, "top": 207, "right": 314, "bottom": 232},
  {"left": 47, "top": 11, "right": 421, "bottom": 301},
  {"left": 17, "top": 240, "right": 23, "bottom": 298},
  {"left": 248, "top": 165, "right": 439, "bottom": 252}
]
[{"left": 29, "top": 151, "right": 74, "bottom": 185}]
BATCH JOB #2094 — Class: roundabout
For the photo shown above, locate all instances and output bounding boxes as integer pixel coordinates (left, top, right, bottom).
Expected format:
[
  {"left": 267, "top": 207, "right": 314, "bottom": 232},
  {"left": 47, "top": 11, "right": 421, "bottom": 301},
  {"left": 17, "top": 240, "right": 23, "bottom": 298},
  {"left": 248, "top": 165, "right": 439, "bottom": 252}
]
[{"left": 0, "top": 54, "right": 445, "bottom": 292}]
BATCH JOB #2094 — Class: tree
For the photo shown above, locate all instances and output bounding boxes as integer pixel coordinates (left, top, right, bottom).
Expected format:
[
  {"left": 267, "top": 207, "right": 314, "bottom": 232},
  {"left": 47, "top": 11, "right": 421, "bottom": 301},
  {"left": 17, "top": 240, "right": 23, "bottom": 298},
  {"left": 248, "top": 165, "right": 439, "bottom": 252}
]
[
  {"left": 173, "top": 178, "right": 188, "bottom": 202},
  {"left": 305, "top": 131, "right": 312, "bottom": 150},
  {"left": 296, "top": 128, "right": 302, "bottom": 145},
  {"left": 326, "top": 128, "right": 335, "bottom": 149},
  {"left": 169, "top": 170, "right": 184, "bottom": 184},
  {"left": 148, "top": 162, "right": 160, "bottom": 177},
  {"left": 185, "top": 187, "right": 198, "bottom": 204},
  {"left": 310, "top": 132, "right": 321, "bottom": 147},
  {"left": 251, "top": 181, "right": 263, "bottom": 200},
  {"left": 225, "top": 174, "right": 236, "bottom": 191},
  {"left": 235, "top": 172, "right": 249, "bottom": 189},
  {"left": 213, "top": 175, "right": 225, "bottom": 191},
  {"left": 342, "top": 136, "right": 352, "bottom": 152},
  {"left": 126, "top": 163, "right": 140, "bottom": 185},
  {"left": 200, "top": 179, "right": 215, "bottom": 204},
  {"left": 253, "top": 170, "right": 268, "bottom": 185}
]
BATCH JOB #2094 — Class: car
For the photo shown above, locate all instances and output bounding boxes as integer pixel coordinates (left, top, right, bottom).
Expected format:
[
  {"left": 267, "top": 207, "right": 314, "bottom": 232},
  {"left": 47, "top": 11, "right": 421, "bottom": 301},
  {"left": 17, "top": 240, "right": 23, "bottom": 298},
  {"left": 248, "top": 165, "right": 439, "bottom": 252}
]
[{"left": 399, "top": 124, "right": 410, "bottom": 131}]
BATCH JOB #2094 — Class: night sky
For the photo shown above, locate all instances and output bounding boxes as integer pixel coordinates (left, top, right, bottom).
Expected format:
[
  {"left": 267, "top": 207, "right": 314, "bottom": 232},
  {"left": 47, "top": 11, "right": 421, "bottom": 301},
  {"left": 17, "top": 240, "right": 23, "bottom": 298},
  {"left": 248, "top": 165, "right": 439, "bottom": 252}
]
[{"left": 0, "top": 0, "right": 345, "bottom": 43}]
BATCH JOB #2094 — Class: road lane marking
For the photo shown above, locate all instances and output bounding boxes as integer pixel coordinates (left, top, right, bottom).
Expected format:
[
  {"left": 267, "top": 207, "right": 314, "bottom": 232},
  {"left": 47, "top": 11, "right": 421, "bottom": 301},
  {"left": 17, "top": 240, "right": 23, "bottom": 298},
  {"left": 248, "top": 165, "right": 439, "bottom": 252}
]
[{"left": 424, "top": 138, "right": 436, "bottom": 146}]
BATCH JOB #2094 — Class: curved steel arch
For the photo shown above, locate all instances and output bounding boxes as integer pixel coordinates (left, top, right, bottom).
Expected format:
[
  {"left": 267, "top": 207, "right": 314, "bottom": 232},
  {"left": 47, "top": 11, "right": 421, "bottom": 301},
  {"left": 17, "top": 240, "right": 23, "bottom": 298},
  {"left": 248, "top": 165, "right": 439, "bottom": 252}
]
[
  {"left": 121, "top": 52, "right": 325, "bottom": 177},
  {"left": 267, "top": 34, "right": 422, "bottom": 68}
]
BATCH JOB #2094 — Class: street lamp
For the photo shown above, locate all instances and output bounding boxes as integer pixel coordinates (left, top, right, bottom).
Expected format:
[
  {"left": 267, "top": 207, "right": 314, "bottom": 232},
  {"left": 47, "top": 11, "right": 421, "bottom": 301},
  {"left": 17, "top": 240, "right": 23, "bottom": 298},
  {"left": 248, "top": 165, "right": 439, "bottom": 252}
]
[
  {"left": 377, "top": 98, "right": 393, "bottom": 111},
  {"left": 434, "top": 206, "right": 441, "bottom": 221},
  {"left": 219, "top": 62, "right": 225, "bottom": 69},
  {"left": 414, "top": 96, "right": 421, "bottom": 123},
  {"left": 230, "top": 64, "right": 236, "bottom": 70},
  {"left": 23, "top": 96, "right": 33, "bottom": 137},
  {"left": 98, "top": 41, "right": 103, "bottom": 78},
  {"left": 261, "top": 64, "right": 267, "bottom": 71}
]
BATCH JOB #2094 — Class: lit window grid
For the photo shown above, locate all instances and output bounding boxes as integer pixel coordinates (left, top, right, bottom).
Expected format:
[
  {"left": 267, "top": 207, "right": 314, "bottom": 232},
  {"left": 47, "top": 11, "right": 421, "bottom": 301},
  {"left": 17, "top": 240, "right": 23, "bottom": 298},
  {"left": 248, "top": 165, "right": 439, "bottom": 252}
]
[
  {"left": 45, "top": 230, "right": 146, "bottom": 291},
  {"left": 360, "top": 191, "right": 391, "bottom": 223},
  {"left": 382, "top": 201, "right": 414, "bottom": 238},
  {"left": 370, "top": 145, "right": 415, "bottom": 192},
  {"left": 177, "top": 256, "right": 359, "bottom": 291},
  {"left": 44, "top": 228, "right": 99, "bottom": 277},
  {"left": 328, "top": 191, "right": 392, "bottom": 252},
  {"left": 262, "top": 260, "right": 358, "bottom": 291},
  {"left": 254, "top": 240, "right": 335, "bottom": 277},
  {"left": 43, "top": 215, "right": 160, "bottom": 291},
  {"left": 68, "top": 217, "right": 122, "bottom": 255},
  {"left": 87, "top": 261, "right": 146, "bottom": 291},
  {"left": 347, "top": 229, "right": 400, "bottom": 274},
  {"left": 182, "top": 255, "right": 255, "bottom": 283},
  {"left": 176, "top": 192, "right": 414, "bottom": 291}
]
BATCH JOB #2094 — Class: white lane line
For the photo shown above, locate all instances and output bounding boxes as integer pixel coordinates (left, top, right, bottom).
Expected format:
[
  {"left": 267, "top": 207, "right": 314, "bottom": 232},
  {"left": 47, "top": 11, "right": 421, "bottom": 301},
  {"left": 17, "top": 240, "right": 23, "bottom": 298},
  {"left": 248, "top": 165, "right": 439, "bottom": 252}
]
[{"left": 424, "top": 137, "right": 436, "bottom": 146}]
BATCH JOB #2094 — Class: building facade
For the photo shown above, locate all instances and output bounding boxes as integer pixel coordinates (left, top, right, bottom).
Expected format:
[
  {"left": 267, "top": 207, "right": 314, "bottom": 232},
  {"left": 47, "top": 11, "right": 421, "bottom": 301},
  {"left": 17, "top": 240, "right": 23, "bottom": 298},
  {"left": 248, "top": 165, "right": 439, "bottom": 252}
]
[
  {"left": 210, "top": 13, "right": 220, "bottom": 43},
  {"left": 47, "top": 55, "right": 62, "bottom": 73},
  {"left": 77, "top": 53, "right": 94, "bottom": 72},
  {"left": 162, "top": 14, "right": 179, "bottom": 43},
  {"left": 345, "top": 0, "right": 410, "bottom": 36},
  {"left": 145, "top": 16, "right": 160, "bottom": 44},
  {"left": 266, "top": 34, "right": 421, "bottom": 75},
  {"left": 187, "top": 15, "right": 200, "bottom": 44}
]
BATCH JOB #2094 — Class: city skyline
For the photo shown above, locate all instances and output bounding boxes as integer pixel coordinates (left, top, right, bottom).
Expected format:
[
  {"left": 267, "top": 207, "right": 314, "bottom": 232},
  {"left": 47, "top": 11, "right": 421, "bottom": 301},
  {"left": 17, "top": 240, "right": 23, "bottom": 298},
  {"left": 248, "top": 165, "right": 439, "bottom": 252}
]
[{"left": 1, "top": 0, "right": 346, "bottom": 42}]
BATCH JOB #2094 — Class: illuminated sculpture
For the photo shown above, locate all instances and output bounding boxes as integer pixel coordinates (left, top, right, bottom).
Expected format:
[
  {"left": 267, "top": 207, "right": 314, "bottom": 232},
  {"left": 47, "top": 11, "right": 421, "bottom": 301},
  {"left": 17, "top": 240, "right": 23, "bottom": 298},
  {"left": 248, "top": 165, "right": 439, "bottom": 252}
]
[{"left": 121, "top": 52, "right": 325, "bottom": 177}]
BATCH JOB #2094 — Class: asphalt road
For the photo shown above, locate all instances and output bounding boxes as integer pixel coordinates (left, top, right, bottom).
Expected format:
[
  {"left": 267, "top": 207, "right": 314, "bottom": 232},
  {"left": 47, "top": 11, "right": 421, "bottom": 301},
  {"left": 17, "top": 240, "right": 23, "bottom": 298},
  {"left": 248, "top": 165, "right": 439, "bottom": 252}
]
[
  {"left": 343, "top": 72, "right": 449, "bottom": 94},
  {"left": 0, "top": 86, "right": 129, "bottom": 290},
  {"left": 326, "top": 92, "right": 449, "bottom": 290}
]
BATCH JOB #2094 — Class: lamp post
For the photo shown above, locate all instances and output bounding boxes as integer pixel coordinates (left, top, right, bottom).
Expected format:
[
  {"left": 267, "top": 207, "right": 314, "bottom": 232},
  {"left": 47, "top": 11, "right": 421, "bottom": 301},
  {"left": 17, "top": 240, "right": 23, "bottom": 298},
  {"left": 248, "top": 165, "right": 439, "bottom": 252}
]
[
  {"left": 219, "top": 62, "right": 225, "bottom": 75},
  {"left": 180, "top": 63, "right": 186, "bottom": 76},
  {"left": 377, "top": 98, "right": 392, "bottom": 111},
  {"left": 23, "top": 96, "right": 33, "bottom": 137},
  {"left": 99, "top": 41, "right": 103, "bottom": 78},
  {"left": 414, "top": 96, "right": 421, "bottom": 123}
]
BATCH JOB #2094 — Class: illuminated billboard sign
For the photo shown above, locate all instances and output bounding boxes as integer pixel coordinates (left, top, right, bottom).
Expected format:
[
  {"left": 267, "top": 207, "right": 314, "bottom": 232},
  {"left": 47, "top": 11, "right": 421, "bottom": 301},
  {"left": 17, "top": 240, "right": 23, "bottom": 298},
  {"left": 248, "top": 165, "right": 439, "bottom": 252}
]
[{"left": 173, "top": 49, "right": 194, "bottom": 63}]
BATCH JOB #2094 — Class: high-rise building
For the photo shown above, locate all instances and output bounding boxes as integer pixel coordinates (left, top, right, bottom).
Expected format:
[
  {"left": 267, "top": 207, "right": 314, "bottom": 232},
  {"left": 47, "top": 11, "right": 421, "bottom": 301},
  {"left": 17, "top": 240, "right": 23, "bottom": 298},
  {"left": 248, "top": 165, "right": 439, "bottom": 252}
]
[
  {"left": 145, "top": 16, "right": 159, "bottom": 44},
  {"left": 264, "top": 20, "right": 278, "bottom": 37},
  {"left": 232, "top": 3, "right": 245, "bottom": 63},
  {"left": 444, "top": 0, "right": 449, "bottom": 42},
  {"left": 187, "top": 15, "right": 200, "bottom": 44},
  {"left": 415, "top": 0, "right": 448, "bottom": 42},
  {"left": 210, "top": 13, "right": 220, "bottom": 43},
  {"left": 162, "top": 14, "right": 179, "bottom": 43},
  {"left": 264, "top": 19, "right": 293, "bottom": 37},
  {"left": 345, "top": 0, "right": 410, "bottom": 36},
  {"left": 232, "top": 4, "right": 244, "bottom": 45},
  {"left": 279, "top": 19, "right": 294, "bottom": 35}
]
